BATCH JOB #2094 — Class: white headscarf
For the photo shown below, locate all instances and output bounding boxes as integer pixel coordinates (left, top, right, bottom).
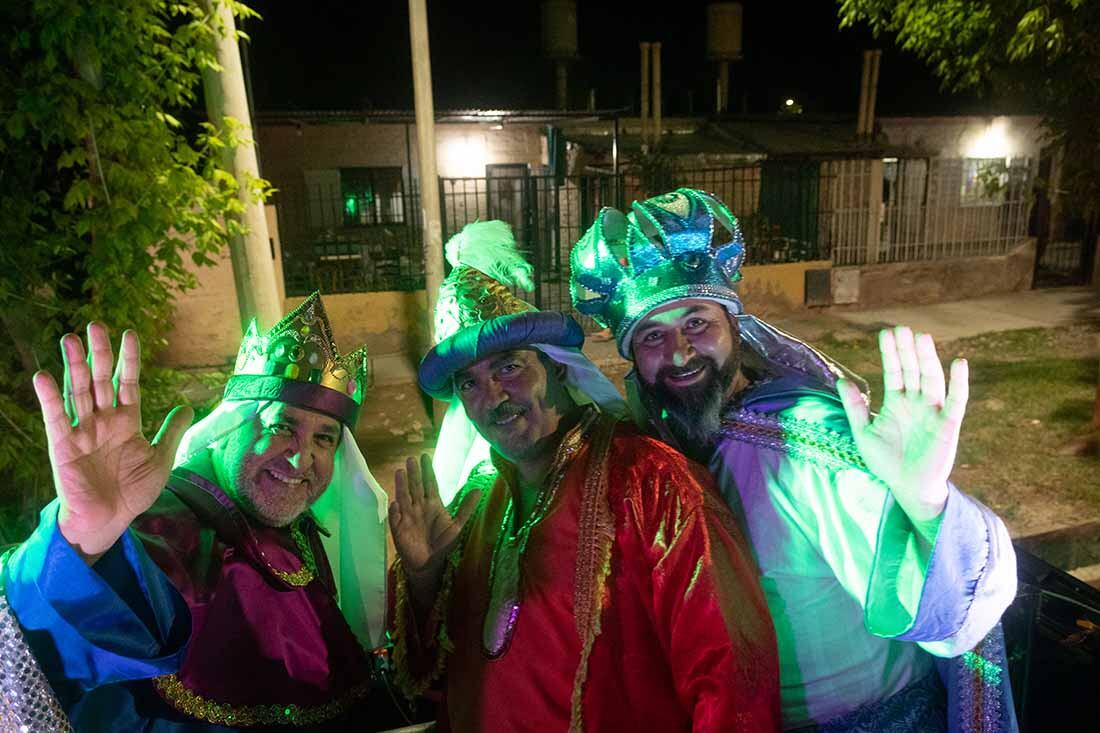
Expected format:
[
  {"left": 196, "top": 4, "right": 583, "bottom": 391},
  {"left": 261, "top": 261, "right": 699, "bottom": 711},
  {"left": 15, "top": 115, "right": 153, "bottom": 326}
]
[
  {"left": 431, "top": 344, "right": 627, "bottom": 506},
  {"left": 173, "top": 400, "right": 389, "bottom": 649}
]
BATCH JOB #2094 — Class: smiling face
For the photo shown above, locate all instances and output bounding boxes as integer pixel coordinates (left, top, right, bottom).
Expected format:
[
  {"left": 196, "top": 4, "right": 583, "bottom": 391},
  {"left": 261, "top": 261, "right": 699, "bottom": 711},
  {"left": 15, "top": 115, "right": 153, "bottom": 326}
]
[
  {"left": 630, "top": 299, "right": 741, "bottom": 457},
  {"left": 454, "top": 348, "right": 575, "bottom": 466},
  {"left": 212, "top": 402, "right": 341, "bottom": 527}
]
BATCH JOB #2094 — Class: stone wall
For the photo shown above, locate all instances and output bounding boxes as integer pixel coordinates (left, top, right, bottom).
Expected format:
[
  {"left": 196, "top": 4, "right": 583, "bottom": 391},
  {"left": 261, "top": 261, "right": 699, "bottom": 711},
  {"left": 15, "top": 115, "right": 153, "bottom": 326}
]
[{"left": 833, "top": 238, "right": 1036, "bottom": 308}]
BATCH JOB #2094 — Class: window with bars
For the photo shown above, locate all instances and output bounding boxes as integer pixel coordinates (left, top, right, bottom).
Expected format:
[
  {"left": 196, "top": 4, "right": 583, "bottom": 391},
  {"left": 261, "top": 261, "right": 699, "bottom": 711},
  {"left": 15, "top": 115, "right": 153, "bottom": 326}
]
[{"left": 339, "top": 167, "right": 406, "bottom": 226}]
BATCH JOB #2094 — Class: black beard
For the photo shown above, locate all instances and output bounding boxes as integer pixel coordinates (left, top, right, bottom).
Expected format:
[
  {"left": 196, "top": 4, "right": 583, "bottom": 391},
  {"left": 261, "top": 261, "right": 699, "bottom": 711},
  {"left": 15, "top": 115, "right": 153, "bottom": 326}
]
[{"left": 637, "top": 354, "right": 737, "bottom": 463}]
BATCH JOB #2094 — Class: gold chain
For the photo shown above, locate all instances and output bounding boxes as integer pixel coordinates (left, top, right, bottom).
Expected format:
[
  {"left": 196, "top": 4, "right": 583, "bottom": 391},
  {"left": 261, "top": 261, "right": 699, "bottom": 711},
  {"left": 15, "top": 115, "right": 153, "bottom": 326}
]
[{"left": 269, "top": 519, "right": 317, "bottom": 587}]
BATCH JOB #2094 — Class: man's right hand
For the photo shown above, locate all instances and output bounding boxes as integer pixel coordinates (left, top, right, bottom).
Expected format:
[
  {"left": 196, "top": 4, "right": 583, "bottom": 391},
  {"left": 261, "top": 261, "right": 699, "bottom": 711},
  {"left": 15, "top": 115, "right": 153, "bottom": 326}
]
[
  {"left": 389, "top": 454, "right": 480, "bottom": 609},
  {"left": 32, "top": 323, "right": 193, "bottom": 565}
]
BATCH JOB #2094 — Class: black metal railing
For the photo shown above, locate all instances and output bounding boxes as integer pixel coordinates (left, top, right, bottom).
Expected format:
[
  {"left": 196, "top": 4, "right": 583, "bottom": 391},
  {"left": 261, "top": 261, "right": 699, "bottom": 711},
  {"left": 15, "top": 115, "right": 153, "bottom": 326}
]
[{"left": 277, "top": 177, "right": 425, "bottom": 296}]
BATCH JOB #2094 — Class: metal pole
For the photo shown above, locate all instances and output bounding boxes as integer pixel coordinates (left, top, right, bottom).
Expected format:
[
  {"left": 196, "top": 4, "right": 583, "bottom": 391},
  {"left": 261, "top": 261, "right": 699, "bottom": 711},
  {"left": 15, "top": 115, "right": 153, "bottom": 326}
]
[
  {"left": 200, "top": 0, "right": 281, "bottom": 330},
  {"left": 408, "top": 0, "right": 445, "bottom": 345},
  {"left": 556, "top": 61, "right": 569, "bottom": 110},
  {"left": 718, "top": 60, "right": 729, "bottom": 114}
]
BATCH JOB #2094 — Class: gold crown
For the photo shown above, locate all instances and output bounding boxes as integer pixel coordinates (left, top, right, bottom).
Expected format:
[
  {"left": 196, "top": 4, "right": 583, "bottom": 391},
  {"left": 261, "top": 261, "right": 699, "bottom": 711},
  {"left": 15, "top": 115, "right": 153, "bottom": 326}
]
[{"left": 226, "top": 293, "right": 368, "bottom": 425}]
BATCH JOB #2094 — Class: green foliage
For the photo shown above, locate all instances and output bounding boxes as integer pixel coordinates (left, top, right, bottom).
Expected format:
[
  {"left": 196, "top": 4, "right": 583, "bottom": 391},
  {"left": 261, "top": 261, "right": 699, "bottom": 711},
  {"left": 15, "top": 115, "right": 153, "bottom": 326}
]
[
  {"left": 974, "top": 159, "right": 1007, "bottom": 199},
  {"left": 838, "top": 0, "right": 1100, "bottom": 214},
  {"left": 0, "top": 0, "right": 267, "bottom": 542}
]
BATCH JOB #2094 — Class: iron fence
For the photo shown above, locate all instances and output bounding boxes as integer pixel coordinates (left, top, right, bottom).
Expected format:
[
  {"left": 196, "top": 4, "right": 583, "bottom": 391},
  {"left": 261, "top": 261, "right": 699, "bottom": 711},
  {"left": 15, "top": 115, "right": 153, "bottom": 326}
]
[
  {"left": 440, "top": 174, "right": 620, "bottom": 326},
  {"left": 273, "top": 156, "right": 1037, "bottom": 308},
  {"left": 623, "top": 164, "right": 826, "bottom": 265},
  {"left": 275, "top": 176, "right": 425, "bottom": 296},
  {"left": 1039, "top": 240, "right": 1084, "bottom": 277}
]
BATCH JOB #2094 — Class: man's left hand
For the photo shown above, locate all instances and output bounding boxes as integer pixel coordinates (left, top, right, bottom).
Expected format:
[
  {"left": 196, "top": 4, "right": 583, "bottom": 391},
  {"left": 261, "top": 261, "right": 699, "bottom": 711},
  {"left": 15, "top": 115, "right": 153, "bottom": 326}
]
[{"left": 838, "top": 326, "right": 968, "bottom": 525}]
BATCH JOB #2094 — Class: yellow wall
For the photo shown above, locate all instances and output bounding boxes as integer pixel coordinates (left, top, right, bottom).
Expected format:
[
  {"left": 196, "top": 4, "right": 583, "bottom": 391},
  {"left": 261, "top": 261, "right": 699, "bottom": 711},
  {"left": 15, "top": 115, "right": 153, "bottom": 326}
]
[
  {"left": 162, "top": 255, "right": 827, "bottom": 368},
  {"left": 283, "top": 290, "right": 430, "bottom": 360},
  {"left": 738, "top": 260, "right": 829, "bottom": 315}
]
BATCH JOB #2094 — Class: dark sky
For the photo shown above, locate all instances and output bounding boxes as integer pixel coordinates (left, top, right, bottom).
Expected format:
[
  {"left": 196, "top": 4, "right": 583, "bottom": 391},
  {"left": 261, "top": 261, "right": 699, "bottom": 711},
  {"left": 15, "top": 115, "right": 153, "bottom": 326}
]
[{"left": 246, "top": 0, "right": 1001, "bottom": 117}]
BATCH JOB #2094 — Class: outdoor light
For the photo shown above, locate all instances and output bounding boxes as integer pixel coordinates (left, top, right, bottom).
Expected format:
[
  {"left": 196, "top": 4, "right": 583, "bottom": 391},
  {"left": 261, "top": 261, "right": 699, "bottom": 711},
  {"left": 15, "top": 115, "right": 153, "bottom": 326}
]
[
  {"left": 442, "top": 133, "right": 489, "bottom": 177},
  {"left": 785, "top": 98, "right": 795, "bottom": 107},
  {"left": 966, "top": 118, "right": 1012, "bottom": 159}
]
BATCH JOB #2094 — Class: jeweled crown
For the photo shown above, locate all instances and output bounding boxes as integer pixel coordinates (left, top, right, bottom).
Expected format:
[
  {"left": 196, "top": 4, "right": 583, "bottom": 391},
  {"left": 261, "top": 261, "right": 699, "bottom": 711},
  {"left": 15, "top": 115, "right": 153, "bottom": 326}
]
[
  {"left": 569, "top": 188, "right": 746, "bottom": 356},
  {"left": 224, "top": 292, "right": 368, "bottom": 427}
]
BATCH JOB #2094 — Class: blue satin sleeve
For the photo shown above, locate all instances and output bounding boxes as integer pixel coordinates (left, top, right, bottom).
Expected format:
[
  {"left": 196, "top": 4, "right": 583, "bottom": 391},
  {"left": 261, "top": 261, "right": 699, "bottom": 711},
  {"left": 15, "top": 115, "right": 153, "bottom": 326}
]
[{"left": 1, "top": 499, "right": 191, "bottom": 697}]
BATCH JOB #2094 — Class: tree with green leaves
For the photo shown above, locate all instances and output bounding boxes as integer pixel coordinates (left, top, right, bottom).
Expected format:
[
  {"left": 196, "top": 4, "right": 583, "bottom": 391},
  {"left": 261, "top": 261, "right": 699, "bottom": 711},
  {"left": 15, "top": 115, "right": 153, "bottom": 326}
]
[
  {"left": 839, "top": 0, "right": 1100, "bottom": 451},
  {"left": 0, "top": 0, "right": 267, "bottom": 541}
]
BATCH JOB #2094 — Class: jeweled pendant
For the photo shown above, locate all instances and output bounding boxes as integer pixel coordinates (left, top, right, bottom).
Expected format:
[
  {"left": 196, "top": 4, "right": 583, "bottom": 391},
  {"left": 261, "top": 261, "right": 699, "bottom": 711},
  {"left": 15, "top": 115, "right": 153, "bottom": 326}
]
[{"left": 483, "top": 538, "right": 522, "bottom": 657}]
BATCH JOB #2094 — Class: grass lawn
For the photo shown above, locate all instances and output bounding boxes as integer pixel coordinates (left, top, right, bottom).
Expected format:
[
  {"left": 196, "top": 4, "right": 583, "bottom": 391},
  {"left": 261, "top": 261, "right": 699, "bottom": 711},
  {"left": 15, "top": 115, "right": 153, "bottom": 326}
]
[{"left": 815, "top": 325, "right": 1100, "bottom": 535}]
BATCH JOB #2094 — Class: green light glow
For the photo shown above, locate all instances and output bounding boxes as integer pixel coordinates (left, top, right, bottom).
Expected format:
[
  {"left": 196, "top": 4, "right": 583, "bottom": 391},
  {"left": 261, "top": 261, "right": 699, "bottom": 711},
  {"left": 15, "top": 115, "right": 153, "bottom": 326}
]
[{"left": 961, "top": 650, "right": 1002, "bottom": 686}]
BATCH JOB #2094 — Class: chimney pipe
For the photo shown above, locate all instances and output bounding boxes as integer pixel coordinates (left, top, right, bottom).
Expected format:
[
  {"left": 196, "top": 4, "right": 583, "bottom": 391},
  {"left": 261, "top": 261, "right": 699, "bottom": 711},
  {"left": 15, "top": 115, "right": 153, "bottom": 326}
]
[
  {"left": 652, "top": 42, "right": 662, "bottom": 147},
  {"left": 556, "top": 61, "right": 568, "bottom": 110},
  {"left": 640, "top": 42, "right": 651, "bottom": 147},
  {"left": 856, "top": 50, "right": 871, "bottom": 137},
  {"left": 865, "top": 50, "right": 882, "bottom": 139}
]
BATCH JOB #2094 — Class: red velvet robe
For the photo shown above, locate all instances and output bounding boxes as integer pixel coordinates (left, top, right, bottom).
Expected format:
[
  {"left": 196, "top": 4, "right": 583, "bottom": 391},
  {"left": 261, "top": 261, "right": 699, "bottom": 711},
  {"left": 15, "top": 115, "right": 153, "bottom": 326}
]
[{"left": 395, "top": 413, "right": 780, "bottom": 732}]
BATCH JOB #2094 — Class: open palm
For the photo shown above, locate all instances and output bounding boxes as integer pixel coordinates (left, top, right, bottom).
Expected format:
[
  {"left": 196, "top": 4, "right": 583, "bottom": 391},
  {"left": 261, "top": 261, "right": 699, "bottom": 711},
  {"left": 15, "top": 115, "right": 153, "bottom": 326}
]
[
  {"left": 838, "top": 327, "right": 968, "bottom": 524},
  {"left": 34, "top": 324, "right": 192, "bottom": 561},
  {"left": 389, "top": 454, "right": 479, "bottom": 576}
]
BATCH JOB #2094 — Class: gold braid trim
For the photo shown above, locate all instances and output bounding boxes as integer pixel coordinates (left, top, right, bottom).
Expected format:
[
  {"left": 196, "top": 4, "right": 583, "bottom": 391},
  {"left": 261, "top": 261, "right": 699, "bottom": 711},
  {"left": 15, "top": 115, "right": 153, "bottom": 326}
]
[
  {"left": 569, "top": 415, "right": 619, "bottom": 733},
  {"left": 152, "top": 673, "right": 370, "bottom": 727},
  {"left": 391, "top": 467, "right": 495, "bottom": 700}
]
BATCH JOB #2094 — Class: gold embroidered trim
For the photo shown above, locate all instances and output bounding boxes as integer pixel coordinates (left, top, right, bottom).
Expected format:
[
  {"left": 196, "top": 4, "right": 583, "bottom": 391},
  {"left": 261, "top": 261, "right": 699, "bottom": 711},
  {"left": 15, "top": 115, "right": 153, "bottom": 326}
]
[
  {"left": 152, "top": 673, "right": 369, "bottom": 727},
  {"left": 722, "top": 407, "right": 868, "bottom": 473},
  {"left": 569, "top": 414, "right": 619, "bottom": 733}
]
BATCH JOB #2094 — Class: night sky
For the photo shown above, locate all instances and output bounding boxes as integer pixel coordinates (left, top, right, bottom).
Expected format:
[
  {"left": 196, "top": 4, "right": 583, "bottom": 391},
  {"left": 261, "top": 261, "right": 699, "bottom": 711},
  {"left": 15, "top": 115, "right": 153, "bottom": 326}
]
[{"left": 246, "top": 0, "right": 1004, "bottom": 117}]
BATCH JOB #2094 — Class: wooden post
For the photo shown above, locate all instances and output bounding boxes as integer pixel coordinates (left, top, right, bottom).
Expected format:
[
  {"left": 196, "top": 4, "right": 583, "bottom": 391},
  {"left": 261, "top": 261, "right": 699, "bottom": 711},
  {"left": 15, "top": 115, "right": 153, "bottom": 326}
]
[
  {"left": 408, "top": 0, "right": 445, "bottom": 347},
  {"left": 200, "top": 0, "right": 281, "bottom": 329}
]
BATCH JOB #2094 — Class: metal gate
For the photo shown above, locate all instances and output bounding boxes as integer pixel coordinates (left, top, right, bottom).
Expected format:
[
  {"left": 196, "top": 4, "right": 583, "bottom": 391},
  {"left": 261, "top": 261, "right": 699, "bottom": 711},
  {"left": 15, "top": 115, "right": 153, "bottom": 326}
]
[{"left": 440, "top": 173, "right": 621, "bottom": 326}]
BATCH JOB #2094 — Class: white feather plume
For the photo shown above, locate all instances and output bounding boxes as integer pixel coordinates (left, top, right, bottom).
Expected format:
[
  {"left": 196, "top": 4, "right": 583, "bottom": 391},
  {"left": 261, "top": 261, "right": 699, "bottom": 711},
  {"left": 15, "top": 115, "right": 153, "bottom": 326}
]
[{"left": 444, "top": 220, "right": 535, "bottom": 292}]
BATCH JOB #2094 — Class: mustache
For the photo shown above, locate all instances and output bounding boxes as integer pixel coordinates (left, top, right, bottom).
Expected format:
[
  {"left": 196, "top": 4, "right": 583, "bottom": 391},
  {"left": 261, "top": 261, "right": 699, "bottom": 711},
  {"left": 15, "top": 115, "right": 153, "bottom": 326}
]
[
  {"left": 654, "top": 356, "right": 715, "bottom": 384},
  {"left": 488, "top": 401, "right": 527, "bottom": 423}
]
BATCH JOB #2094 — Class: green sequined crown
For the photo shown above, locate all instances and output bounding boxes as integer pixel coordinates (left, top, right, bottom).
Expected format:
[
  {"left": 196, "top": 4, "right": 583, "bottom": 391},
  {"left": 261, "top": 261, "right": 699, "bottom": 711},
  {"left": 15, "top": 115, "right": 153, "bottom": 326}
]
[{"left": 569, "top": 188, "right": 746, "bottom": 356}]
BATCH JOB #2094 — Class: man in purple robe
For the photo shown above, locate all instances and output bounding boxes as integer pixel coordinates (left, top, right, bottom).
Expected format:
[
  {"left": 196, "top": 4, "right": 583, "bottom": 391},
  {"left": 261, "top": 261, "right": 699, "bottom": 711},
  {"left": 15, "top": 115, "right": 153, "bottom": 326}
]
[{"left": 1, "top": 293, "right": 390, "bottom": 731}]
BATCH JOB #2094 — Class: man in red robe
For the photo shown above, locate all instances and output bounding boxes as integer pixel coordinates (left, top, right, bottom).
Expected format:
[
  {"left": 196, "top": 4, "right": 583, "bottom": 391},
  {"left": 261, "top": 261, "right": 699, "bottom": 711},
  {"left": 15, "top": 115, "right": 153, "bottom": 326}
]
[{"left": 389, "top": 220, "right": 780, "bottom": 731}]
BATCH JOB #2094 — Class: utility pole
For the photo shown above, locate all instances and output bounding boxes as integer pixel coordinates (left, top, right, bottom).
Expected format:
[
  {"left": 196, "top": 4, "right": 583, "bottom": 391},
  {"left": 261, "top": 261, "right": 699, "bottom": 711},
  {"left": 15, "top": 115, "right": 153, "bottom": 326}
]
[
  {"left": 200, "top": 0, "right": 281, "bottom": 330},
  {"left": 408, "top": 0, "right": 445, "bottom": 346}
]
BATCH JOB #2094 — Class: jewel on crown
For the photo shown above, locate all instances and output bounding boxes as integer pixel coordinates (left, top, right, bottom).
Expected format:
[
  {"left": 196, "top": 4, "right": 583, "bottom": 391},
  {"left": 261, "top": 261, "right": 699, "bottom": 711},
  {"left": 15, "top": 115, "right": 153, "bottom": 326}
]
[{"left": 233, "top": 292, "right": 368, "bottom": 402}]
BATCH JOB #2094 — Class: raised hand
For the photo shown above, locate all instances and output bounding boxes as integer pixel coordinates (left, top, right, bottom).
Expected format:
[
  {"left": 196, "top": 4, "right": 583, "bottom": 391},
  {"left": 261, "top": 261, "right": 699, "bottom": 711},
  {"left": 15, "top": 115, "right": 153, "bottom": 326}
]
[
  {"left": 389, "top": 454, "right": 480, "bottom": 603},
  {"left": 838, "top": 326, "right": 968, "bottom": 526},
  {"left": 33, "top": 323, "right": 193, "bottom": 564}
]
